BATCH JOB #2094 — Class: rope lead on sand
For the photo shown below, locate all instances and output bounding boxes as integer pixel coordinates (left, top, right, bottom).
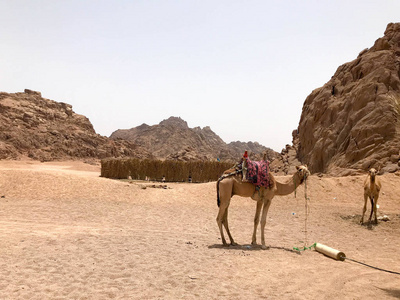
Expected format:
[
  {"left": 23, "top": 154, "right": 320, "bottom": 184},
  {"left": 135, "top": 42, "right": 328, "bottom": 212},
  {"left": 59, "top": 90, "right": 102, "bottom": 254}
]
[
  {"left": 293, "top": 242, "right": 316, "bottom": 252},
  {"left": 314, "top": 242, "right": 400, "bottom": 275}
]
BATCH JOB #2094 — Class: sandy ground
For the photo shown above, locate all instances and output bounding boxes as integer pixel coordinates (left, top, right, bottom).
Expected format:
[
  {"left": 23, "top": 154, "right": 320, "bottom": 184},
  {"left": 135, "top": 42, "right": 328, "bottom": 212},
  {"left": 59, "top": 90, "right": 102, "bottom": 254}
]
[{"left": 0, "top": 160, "right": 399, "bottom": 299}]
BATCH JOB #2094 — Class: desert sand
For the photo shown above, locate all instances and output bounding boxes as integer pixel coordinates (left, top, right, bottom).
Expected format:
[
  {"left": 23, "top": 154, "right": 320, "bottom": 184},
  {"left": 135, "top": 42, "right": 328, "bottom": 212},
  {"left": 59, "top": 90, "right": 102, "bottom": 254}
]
[{"left": 0, "top": 160, "right": 399, "bottom": 299}]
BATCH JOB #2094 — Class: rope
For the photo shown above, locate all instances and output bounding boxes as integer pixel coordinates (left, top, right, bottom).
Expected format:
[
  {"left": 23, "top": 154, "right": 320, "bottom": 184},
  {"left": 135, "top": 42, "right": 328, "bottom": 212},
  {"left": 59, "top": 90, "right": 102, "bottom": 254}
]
[
  {"left": 217, "top": 169, "right": 241, "bottom": 182},
  {"left": 343, "top": 256, "right": 400, "bottom": 275},
  {"left": 292, "top": 175, "right": 311, "bottom": 250},
  {"left": 294, "top": 177, "right": 297, "bottom": 198},
  {"left": 291, "top": 245, "right": 400, "bottom": 275},
  {"left": 304, "top": 178, "right": 310, "bottom": 246},
  {"left": 291, "top": 244, "right": 400, "bottom": 275},
  {"left": 293, "top": 242, "right": 316, "bottom": 252}
]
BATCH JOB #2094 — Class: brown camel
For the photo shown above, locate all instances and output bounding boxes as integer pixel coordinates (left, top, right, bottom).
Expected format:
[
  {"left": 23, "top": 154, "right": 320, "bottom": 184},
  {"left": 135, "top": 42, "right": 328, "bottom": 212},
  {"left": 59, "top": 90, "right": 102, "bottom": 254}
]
[
  {"left": 216, "top": 165, "right": 310, "bottom": 249},
  {"left": 361, "top": 168, "right": 382, "bottom": 225}
]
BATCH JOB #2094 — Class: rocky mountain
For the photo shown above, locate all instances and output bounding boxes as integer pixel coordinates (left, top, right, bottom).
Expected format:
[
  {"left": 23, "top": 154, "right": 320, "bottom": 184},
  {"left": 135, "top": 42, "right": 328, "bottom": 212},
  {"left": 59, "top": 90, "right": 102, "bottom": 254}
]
[
  {"left": 110, "top": 116, "right": 278, "bottom": 162},
  {"left": 297, "top": 22, "right": 400, "bottom": 175},
  {"left": 227, "top": 141, "right": 278, "bottom": 161},
  {"left": 0, "top": 89, "right": 153, "bottom": 161},
  {"left": 0, "top": 91, "right": 277, "bottom": 164},
  {"left": 269, "top": 130, "right": 302, "bottom": 175}
]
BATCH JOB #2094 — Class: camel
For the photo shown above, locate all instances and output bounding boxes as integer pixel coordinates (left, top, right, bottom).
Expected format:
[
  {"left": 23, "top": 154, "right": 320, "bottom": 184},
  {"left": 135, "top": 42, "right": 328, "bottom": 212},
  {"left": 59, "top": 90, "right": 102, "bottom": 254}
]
[
  {"left": 361, "top": 168, "right": 382, "bottom": 225},
  {"left": 216, "top": 165, "right": 310, "bottom": 249}
]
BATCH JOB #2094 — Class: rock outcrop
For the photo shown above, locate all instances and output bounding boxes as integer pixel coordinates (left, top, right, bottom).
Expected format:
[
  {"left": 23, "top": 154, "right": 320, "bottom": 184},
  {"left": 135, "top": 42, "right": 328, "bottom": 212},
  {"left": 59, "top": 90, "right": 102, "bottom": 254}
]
[
  {"left": 270, "top": 130, "right": 302, "bottom": 175},
  {"left": 110, "top": 116, "right": 278, "bottom": 162},
  {"left": 0, "top": 90, "right": 152, "bottom": 161},
  {"left": 298, "top": 22, "right": 400, "bottom": 175},
  {"left": 227, "top": 141, "right": 279, "bottom": 162}
]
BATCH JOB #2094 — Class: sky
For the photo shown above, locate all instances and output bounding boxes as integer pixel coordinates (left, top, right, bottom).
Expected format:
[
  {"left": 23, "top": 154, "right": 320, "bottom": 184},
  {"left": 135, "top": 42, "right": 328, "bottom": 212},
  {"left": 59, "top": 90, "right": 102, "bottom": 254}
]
[{"left": 1, "top": 1, "right": 399, "bottom": 151}]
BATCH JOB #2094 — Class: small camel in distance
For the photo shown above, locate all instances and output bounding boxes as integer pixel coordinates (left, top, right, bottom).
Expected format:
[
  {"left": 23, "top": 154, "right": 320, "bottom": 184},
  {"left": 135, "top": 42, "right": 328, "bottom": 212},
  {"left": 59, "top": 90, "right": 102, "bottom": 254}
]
[
  {"left": 361, "top": 168, "right": 382, "bottom": 225},
  {"left": 216, "top": 165, "right": 310, "bottom": 249}
]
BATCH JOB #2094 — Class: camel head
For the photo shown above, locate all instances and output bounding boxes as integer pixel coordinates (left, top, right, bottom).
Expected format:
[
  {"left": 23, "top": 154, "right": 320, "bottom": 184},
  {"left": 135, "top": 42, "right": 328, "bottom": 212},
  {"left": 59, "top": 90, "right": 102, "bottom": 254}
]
[
  {"left": 368, "top": 168, "right": 377, "bottom": 180},
  {"left": 295, "top": 165, "right": 310, "bottom": 184}
]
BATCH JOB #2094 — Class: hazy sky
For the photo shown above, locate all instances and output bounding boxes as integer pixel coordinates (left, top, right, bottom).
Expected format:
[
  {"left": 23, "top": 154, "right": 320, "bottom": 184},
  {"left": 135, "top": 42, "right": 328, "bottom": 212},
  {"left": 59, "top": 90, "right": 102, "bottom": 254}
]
[{"left": 1, "top": 1, "right": 399, "bottom": 151}]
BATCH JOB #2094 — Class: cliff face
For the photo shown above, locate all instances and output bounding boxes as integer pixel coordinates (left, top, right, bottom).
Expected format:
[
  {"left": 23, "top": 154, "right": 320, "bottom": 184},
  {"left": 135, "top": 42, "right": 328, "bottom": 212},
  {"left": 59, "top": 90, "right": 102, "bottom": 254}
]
[
  {"left": 298, "top": 23, "right": 400, "bottom": 175},
  {"left": 0, "top": 90, "right": 152, "bottom": 161}
]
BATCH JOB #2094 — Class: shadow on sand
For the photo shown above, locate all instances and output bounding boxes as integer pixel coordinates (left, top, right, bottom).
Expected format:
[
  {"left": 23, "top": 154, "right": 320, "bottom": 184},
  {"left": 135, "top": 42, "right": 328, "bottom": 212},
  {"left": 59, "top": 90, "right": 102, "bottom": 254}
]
[
  {"left": 377, "top": 287, "right": 400, "bottom": 298},
  {"left": 208, "top": 243, "right": 301, "bottom": 255},
  {"left": 340, "top": 214, "right": 378, "bottom": 230}
]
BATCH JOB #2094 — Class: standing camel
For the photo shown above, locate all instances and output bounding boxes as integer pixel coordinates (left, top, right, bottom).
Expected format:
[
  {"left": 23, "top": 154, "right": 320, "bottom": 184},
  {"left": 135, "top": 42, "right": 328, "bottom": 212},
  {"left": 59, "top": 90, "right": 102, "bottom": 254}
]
[
  {"left": 361, "top": 168, "right": 382, "bottom": 225},
  {"left": 216, "top": 165, "right": 310, "bottom": 249}
]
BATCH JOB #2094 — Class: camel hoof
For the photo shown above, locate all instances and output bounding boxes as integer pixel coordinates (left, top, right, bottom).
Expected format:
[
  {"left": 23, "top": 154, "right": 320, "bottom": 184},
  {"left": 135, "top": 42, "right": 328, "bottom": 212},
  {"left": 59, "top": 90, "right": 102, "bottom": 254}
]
[
  {"left": 231, "top": 242, "right": 238, "bottom": 246},
  {"left": 261, "top": 245, "right": 270, "bottom": 250}
]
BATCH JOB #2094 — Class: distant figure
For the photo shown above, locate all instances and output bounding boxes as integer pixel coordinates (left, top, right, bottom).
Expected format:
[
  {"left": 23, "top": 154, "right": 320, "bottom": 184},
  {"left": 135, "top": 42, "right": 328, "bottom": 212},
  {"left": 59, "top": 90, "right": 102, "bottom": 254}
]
[
  {"left": 188, "top": 175, "right": 192, "bottom": 183},
  {"left": 331, "top": 86, "right": 335, "bottom": 96},
  {"left": 162, "top": 175, "right": 166, "bottom": 183}
]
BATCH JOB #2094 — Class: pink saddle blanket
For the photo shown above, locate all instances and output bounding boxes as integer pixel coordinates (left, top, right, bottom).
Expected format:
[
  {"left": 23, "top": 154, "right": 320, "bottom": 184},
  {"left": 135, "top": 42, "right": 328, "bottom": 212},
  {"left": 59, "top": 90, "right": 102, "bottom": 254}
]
[{"left": 243, "top": 157, "right": 270, "bottom": 188}]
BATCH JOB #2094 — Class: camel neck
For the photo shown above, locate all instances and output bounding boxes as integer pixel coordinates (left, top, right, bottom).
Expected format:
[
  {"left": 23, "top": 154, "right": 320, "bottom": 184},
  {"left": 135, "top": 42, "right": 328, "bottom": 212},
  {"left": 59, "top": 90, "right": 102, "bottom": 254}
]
[{"left": 275, "top": 173, "right": 301, "bottom": 196}]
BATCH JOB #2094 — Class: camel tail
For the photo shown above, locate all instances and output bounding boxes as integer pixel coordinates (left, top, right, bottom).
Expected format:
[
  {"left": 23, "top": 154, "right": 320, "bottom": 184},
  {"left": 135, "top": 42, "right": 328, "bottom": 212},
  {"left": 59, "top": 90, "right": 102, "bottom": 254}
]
[{"left": 216, "top": 169, "right": 239, "bottom": 207}]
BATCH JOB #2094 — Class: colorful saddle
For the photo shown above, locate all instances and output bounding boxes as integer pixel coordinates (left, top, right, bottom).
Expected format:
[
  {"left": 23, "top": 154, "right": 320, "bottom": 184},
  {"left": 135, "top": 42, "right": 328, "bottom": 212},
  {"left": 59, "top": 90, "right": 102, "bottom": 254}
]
[{"left": 242, "top": 157, "right": 271, "bottom": 188}]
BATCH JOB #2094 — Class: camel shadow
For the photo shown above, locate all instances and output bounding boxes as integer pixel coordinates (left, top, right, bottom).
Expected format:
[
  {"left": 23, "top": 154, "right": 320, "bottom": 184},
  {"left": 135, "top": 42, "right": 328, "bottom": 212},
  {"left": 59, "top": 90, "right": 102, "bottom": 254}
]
[
  {"left": 361, "top": 221, "right": 378, "bottom": 230},
  {"left": 208, "top": 243, "right": 301, "bottom": 255},
  {"left": 376, "top": 287, "right": 400, "bottom": 298},
  {"left": 340, "top": 214, "right": 378, "bottom": 230}
]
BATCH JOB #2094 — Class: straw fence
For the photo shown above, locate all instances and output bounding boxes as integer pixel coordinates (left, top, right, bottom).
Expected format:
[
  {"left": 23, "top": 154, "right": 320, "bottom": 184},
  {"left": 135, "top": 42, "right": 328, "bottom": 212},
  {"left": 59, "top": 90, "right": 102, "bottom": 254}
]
[{"left": 101, "top": 158, "right": 234, "bottom": 182}]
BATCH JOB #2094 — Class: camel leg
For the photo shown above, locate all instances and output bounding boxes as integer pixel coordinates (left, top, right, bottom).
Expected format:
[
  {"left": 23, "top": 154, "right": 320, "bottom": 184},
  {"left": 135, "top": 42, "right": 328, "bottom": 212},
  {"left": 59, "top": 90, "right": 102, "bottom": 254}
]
[
  {"left": 260, "top": 199, "right": 272, "bottom": 250},
  {"left": 222, "top": 209, "right": 237, "bottom": 246},
  {"left": 216, "top": 179, "right": 234, "bottom": 246},
  {"left": 360, "top": 194, "right": 368, "bottom": 224},
  {"left": 251, "top": 200, "right": 263, "bottom": 245},
  {"left": 368, "top": 196, "right": 374, "bottom": 223},
  {"left": 373, "top": 194, "right": 379, "bottom": 224},
  {"left": 216, "top": 202, "right": 229, "bottom": 246}
]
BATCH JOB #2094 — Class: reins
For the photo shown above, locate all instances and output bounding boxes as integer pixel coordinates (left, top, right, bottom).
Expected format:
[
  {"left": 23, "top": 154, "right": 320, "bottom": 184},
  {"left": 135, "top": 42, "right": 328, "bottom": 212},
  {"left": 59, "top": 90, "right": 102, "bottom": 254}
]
[
  {"left": 303, "top": 176, "right": 310, "bottom": 246},
  {"left": 217, "top": 169, "right": 241, "bottom": 183},
  {"left": 294, "top": 172, "right": 310, "bottom": 247}
]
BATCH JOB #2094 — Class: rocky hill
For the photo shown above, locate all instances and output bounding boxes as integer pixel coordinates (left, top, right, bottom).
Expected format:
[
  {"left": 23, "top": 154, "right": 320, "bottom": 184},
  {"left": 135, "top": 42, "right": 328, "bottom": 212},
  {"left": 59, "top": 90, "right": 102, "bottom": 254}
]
[
  {"left": 0, "top": 90, "right": 153, "bottom": 161},
  {"left": 0, "top": 91, "right": 278, "bottom": 164},
  {"left": 110, "top": 116, "right": 278, "bottom": 162},
  {"left": 297, "top": 22, "right": 400, "bottom": 175}
]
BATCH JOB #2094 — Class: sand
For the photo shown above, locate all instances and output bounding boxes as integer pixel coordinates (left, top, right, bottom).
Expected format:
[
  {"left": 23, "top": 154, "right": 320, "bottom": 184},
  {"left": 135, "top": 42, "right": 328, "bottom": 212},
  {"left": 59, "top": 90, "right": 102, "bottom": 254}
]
[{"left": 0, "top": 160, "right": 399, "bottom": 299}]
